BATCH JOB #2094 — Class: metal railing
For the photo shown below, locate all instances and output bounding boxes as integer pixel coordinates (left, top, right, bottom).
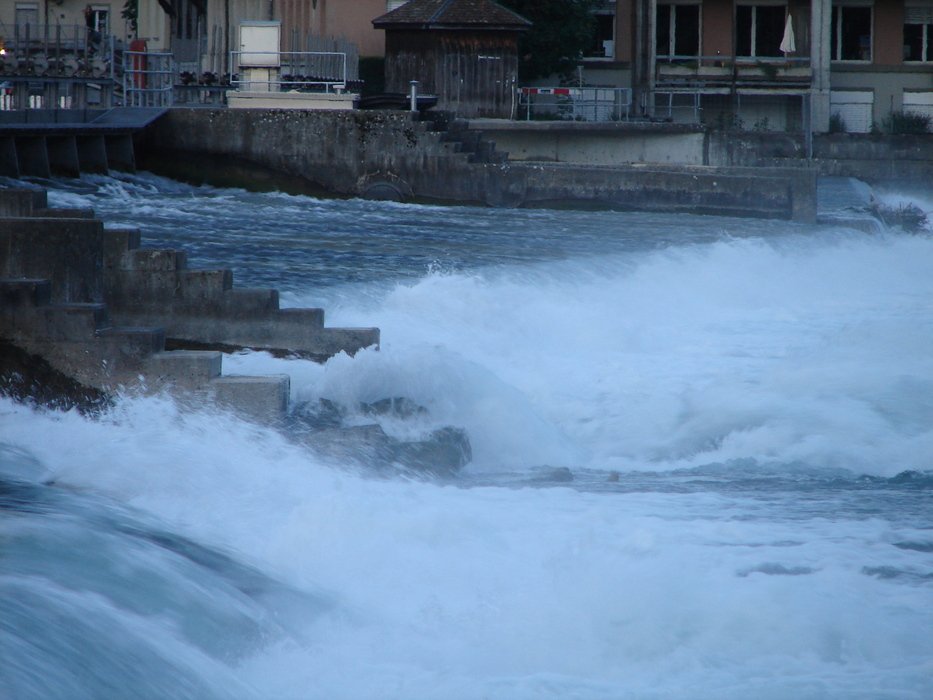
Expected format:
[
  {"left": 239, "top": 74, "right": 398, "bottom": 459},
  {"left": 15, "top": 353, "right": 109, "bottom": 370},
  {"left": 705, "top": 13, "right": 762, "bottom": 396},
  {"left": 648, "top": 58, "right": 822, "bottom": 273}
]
[
  {"left": 648, "top": 90, "right": 702, "bottom": 122},
  {"left": 655, "top": 55, "right": 812, "bottom": 88},
  {"left": 122, "top": 51, "right": 174, "bottom": 107},
  {"left": 228, "top": 50, "right": 348, "bottom": 92},
  {"left": 518, "top": 87, "right": 633, "bottom": 122}
]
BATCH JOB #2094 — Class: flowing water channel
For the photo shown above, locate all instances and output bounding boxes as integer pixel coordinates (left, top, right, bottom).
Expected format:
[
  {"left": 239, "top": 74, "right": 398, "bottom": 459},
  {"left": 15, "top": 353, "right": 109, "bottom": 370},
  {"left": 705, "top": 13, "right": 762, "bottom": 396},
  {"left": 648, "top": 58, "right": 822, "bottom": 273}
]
[{"left": 2, "top": 173, "right": 933, "bottom": 699}]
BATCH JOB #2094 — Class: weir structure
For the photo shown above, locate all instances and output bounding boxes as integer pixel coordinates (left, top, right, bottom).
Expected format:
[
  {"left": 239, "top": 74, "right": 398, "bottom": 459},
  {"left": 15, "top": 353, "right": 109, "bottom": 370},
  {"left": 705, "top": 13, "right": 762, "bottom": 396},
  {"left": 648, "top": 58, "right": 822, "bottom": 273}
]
[
  {"left": 0, "top": 108, "right": 168, "bottom": 178},
  {"left": 0, "top": 187, "right": 379, "bottom": 422}
]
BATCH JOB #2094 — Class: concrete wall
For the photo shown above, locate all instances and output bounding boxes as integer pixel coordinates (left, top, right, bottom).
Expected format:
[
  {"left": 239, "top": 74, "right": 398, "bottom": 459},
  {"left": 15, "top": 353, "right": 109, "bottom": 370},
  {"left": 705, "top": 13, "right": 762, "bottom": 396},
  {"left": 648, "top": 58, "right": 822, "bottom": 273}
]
[
  {"left": 708, "top": 130, "right": 933, "bottom": 182},
  {"left": 465, "top": 121, "right": 707, "bottom": 166},
  {"left": 137, "top": 107, "right": 816, "bottom": 221}
]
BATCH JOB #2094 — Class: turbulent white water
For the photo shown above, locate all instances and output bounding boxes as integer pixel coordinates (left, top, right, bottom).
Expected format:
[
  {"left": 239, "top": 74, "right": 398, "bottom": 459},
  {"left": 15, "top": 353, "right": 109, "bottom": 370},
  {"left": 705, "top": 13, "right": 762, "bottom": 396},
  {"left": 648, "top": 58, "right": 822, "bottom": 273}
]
[{"left": 2, "top": 174, "right": 933, "bottom": 699}]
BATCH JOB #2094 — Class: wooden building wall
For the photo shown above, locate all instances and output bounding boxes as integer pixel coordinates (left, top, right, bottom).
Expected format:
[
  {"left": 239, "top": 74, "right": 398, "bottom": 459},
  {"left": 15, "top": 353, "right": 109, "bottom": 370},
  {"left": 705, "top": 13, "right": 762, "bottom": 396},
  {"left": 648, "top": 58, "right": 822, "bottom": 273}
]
[{"left": 385, "top": 30, "right": 521, "bottom": 118}]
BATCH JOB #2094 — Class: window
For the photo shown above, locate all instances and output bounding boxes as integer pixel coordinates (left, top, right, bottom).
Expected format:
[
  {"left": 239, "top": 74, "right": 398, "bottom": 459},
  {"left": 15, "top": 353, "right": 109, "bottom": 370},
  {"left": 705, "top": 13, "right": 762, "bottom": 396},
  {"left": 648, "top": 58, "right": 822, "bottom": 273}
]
[
  {"left": 904, "top": 6, "right": 933, "bottom": 61},
  {"left": 585, "top": 12, "right": 616, "bottom": 59},
  {"left": 85, "top": 5, "right": 109, "bottom": 35},
  {"left": 831, "top": 5, "right": 872, "bottom": 61},
  {"left": 656, "top": 4, "right": 700, "bottom": 57},
  {"left": 15, "top": 3, "right": 39, "bottom": 33},
  {"left": 736, "top": 5, "right": 787, "bottom": 57}
]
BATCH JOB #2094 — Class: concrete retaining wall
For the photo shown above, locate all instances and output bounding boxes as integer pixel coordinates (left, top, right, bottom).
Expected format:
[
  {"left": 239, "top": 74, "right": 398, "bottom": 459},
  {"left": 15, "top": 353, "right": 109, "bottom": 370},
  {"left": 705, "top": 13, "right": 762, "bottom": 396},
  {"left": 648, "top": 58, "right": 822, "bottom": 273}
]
[
  {"left": 137, "top": 108, "right": 817, "bottom": 222},
  {"left": 707, "top": 131, "right": 933, "bottom": 183},
  {"left": 466, "top": 121, "right": 709, "bottom": 166}
]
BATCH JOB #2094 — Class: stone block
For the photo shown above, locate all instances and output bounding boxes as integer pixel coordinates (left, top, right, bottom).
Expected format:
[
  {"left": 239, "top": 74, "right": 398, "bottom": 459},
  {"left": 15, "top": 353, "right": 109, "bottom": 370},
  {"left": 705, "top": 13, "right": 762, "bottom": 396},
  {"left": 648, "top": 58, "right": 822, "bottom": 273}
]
[
  {"left": 272, "top": 307, "right": 324, "bottom": 328},
  {"left": 33, "top": 208, "right": 96, "bottom": 219},
  {"left": 146, "top": 350, "right": 222, "bottom": 389},
  {"left": 0, "top": 218, "right": 105, "bottom": 303},
  {"left": 102, "top": 228, "right": 142, "bottom": 270},
  {"left": 126, "top": 248, "right": 188, "bottom": 272},
  {"left": 208, "top": 374, "right": 290, "bottom": 423},
  {"left": 176, "top": 269, "right": 233, "bottom": 305},
  {"left": 96, "top": 326, "right": 166, "bottom": 372},
  {"left": 0, "top": 279, "right": 52, "bottom": 308},
  {"left": 0, "top": 188, "right": 46, "bottom": 217},
  {"left": 222, "top": 288, "right": 279, "bottom": 315},
  {"left": 32, "top": 303, "right": 110, "bottom": 341}
]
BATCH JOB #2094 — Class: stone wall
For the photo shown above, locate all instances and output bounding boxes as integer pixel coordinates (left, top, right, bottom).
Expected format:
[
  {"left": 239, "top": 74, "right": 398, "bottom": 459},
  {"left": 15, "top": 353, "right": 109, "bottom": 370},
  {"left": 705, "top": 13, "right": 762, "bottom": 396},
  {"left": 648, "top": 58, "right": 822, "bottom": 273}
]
[{"left": 137, "top": 108, "right": 817, "bottom": 221}]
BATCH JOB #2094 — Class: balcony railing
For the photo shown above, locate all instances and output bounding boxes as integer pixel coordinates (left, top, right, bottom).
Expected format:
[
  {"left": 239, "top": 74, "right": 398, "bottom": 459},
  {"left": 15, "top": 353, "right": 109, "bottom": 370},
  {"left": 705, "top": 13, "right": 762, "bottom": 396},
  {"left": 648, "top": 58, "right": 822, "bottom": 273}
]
[{"left": 655, "top": 56, "right": 812, "bottom": 90}]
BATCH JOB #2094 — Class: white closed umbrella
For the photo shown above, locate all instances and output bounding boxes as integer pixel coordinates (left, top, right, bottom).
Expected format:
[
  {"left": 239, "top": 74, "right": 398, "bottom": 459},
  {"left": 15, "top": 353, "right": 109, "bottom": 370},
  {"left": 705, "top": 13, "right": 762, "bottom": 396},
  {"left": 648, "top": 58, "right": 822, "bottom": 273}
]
[{"left": 780, "top": 15, "right": 796, "bottom": 54}]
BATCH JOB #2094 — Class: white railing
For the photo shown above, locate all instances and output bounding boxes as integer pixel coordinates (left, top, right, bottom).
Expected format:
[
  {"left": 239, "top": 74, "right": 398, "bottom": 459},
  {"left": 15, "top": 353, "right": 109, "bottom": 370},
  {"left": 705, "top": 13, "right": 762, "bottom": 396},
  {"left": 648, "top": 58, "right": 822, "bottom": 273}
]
[
  {"left": 518, "top": 87, "right": 633, "bottom": 122},
  {"left": 122, "top": 51, "right": 174, "bottom": 107},
  {"left": 229, "top": 51, "right": 348, "bottom": 92}
]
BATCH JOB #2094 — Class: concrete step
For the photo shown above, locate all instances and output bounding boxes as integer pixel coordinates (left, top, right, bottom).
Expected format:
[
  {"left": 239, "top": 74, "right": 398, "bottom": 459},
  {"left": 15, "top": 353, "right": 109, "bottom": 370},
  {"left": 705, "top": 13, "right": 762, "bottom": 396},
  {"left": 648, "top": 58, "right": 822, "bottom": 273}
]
[
  {"left": 176, "top": 269, "right": 233, "bottom": 303},
  {"left": 224, "top": 288, "right": 280, "bottom": 314},
  {"left": 103, "top": 227, "right": 143, "bottom": 269},
  {"left": 0, "top": 278, "right": 52, "bottom": 307},
  {"left": 0, "top": 188, "right": 46, "bottom": 217},
  {"left": 34, "top": 207, "right": 96, "bottom": 219},
  {"left": 96, "top": 326, "right": 166, "bottom": 368},
  {"left": 125, "top": 247, "right": 188, "bottom": 272},
  {"left": 208, "top": 374, "right": 290, "bottom": 423},
  {"left": 32, "top": 303, "right": 110, "bottom": 340},
  {"left": 146, "top": 350, "right": 222, "bottom": 389}
]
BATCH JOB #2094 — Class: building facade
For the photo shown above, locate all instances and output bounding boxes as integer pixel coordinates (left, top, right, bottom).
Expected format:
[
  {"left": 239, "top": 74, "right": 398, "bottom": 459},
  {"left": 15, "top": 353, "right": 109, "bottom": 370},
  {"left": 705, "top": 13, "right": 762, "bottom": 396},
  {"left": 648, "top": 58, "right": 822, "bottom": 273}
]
[{"left": 609, "top": 0, "right": 933, "bottom": 131}]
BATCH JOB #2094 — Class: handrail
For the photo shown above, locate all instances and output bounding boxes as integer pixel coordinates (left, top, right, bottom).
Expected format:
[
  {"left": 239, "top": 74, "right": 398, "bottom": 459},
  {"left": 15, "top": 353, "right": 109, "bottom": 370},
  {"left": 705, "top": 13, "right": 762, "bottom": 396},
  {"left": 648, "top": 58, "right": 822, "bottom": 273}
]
[
  {"left": 228, "top": 50, "right": 348, "bottom": 92},
  {"left": 518, "top": 87, "right": 633, "bottom": 122}
]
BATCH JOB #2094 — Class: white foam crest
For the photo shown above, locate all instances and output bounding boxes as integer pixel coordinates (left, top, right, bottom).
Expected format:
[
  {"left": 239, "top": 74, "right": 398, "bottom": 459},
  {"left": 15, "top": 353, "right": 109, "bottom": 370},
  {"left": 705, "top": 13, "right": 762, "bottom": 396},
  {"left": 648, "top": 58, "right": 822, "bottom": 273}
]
[
  {"left": 2, "top": 401, "right": 932, "bottom": 697},
  {"left": 314, "top": 231, "right": 933, "bottom": 475}
]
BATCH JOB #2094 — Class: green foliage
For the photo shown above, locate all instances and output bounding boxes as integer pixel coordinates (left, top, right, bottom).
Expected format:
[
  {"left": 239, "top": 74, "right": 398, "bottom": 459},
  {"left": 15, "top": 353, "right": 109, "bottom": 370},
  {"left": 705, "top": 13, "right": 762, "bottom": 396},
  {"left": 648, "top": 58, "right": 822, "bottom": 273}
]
[
  {"left": 498, "top": 0, "right": 603, "bottom": 82},
  {"left": 122, "top": 0, "right": 138, "bottom": 34},
  {"left": 828, "top": 111, "right": 846, "bottom": 134},
  {"left": 883, "top": 109, "right": 931, "bottom": 135}
]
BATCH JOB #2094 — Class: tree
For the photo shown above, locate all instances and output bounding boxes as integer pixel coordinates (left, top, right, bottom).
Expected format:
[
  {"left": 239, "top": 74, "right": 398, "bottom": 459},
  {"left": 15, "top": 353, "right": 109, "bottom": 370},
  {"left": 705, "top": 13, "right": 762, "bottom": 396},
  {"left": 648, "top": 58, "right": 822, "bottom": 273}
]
[
  {"left": 498, "top": 0, "right": 603, "bottom": 82},
  {"left": 122, "top": 0, "right": 138, "bottom": 35}
]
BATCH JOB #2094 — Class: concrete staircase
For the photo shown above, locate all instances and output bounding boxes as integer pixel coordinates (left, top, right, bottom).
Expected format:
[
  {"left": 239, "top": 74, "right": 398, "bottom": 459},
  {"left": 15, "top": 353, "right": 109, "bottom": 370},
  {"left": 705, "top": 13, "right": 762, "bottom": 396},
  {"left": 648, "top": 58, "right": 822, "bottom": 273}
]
[
  {"left": 0, "top": 187, "right": 379, "bottom": 421},
  {"left": 421, "top": 111, "right": 509, "bottom": 165}
]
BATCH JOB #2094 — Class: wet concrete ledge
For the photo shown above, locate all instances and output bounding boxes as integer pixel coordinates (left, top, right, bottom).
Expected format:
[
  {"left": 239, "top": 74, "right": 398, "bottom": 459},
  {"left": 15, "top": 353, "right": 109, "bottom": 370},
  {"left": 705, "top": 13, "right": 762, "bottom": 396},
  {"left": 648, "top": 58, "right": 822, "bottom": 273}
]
[{"left": 137, "top": 108, "right": 817, "bottom": 223}]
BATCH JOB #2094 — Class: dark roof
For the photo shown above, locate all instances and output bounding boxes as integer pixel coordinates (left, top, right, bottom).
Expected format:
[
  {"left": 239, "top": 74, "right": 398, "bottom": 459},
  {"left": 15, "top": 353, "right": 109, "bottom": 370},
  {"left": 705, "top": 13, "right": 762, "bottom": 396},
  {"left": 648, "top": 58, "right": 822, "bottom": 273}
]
[{"left": 372, "top": 0, "right": 531, "bottom": 30}]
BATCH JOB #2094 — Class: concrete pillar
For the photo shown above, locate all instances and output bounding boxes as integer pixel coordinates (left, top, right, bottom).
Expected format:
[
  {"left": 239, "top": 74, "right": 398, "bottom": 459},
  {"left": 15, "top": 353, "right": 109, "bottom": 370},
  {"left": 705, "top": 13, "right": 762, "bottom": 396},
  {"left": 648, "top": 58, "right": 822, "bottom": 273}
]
[
  {"left": 810, "top": 0, "right": 832, "bottom": 133},
  {"left": 14, "top": 137, "right": 51, "bottom": 178},
  {"left": 0, "top": 138, "right": 20, "bottom": 178},
  {"left": 77, "top": 135, "right": 110, "bottom": 173},
  {"left": 105, "top": 134, "right": 136, "bottom": 172},
  {"left": 47, "top": 136, "right": 81, "bottom": 177}
]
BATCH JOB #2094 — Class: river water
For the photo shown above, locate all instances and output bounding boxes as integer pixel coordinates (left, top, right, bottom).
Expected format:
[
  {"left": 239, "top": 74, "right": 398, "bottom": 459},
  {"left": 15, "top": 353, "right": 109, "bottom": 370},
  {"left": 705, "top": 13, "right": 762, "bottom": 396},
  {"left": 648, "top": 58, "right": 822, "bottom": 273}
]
[{"left": 2, "top": 173, "right": 933, "bottom": 699}]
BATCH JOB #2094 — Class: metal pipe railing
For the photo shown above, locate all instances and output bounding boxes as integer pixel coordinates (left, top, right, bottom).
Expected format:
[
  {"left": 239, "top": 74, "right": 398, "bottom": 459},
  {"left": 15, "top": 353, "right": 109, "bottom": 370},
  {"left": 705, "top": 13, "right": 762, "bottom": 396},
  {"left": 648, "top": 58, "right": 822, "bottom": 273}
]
[{"left": 228, "top": 50, "right": 348, "bottom": 92}]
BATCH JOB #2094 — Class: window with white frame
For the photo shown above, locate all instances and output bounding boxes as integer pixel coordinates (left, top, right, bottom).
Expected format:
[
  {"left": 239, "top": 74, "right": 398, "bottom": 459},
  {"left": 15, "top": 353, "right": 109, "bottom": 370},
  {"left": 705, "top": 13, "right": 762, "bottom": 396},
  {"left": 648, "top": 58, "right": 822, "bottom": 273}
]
[
  {"left": 831, "top": 4, "right": 872, "bottom": 61},
  {"left": 656, "top": 3, "right": 701, "bottom": 57},
  {"left": 736, "top": 4, "right": 787, "bottom": 57},
  {"left": 904, "top": 5, "right": 933, "bottom": 61}
]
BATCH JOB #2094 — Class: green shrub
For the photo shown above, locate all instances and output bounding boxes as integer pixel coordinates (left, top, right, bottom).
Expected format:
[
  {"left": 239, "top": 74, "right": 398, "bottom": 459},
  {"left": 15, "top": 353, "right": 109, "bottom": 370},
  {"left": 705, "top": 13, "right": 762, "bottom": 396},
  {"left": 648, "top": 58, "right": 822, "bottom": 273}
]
[
  {"left": 883, "top": 109, "right": 931, "bottom": 135},
  {"left": 828, "top": 112, "right": 846, "bottom": 134}
]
